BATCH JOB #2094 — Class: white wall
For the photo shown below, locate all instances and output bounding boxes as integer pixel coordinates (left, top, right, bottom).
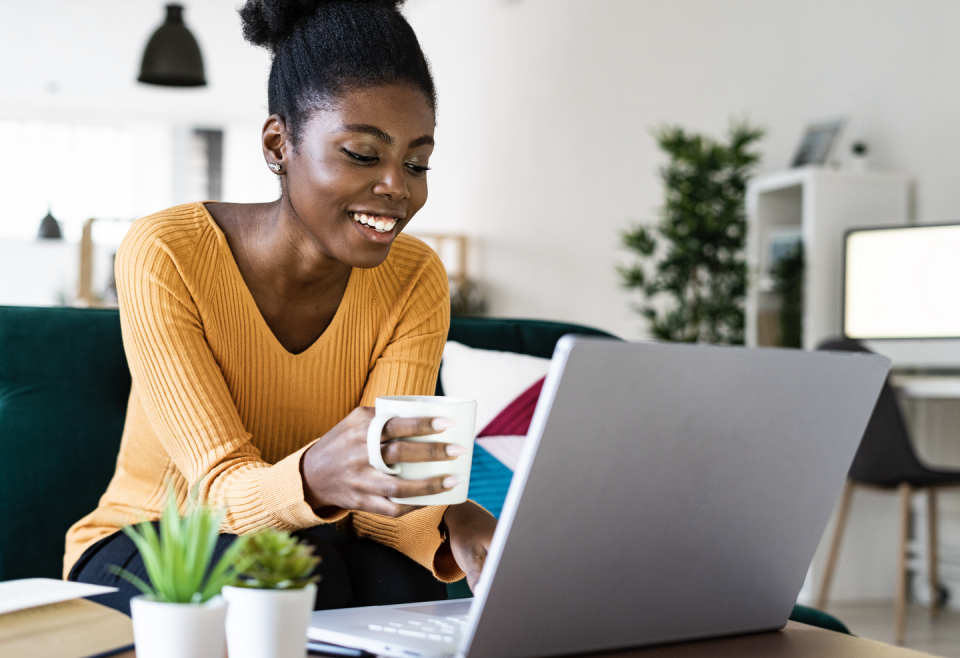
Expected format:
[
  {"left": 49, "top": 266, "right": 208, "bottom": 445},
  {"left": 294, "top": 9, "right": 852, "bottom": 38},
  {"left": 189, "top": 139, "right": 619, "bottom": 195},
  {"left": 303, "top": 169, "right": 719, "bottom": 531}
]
[{"left": 403, "top": 0, "right": 960, "bottom": 339}]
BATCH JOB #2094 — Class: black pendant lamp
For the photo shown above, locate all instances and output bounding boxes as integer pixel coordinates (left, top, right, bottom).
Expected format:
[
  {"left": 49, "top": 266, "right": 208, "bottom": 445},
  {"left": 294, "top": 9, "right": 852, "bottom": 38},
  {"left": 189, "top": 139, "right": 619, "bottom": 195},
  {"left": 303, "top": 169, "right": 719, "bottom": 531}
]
[
  {"left": 138, "top": 4, "right": 206, "bottom": 87},
  {"left": 37, "top": 208, "right": 62, "bottom": 239}
]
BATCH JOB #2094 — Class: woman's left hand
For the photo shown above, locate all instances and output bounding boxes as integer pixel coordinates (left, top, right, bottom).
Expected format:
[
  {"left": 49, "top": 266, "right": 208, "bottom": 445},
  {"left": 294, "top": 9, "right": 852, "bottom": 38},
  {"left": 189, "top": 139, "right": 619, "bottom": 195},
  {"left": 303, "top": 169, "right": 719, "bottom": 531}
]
[{"left": 441, "top": 501, "right": 498, "bottom": 592}]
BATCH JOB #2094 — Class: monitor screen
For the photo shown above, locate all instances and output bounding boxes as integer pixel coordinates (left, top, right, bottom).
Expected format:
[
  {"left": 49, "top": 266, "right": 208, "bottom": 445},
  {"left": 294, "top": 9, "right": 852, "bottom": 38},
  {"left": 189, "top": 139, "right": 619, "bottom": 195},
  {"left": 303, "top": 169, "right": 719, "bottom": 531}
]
[{"left": 844, "top": 223, "right": 960, "bottom": 340}]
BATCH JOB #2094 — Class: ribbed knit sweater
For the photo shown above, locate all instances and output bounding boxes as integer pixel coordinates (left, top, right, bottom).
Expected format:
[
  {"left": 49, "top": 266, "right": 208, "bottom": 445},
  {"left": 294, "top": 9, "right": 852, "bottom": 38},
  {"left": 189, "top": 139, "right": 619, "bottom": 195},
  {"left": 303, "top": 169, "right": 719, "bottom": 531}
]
[{"left": 64, "top": 203, "right": 460, "bottom": 582}]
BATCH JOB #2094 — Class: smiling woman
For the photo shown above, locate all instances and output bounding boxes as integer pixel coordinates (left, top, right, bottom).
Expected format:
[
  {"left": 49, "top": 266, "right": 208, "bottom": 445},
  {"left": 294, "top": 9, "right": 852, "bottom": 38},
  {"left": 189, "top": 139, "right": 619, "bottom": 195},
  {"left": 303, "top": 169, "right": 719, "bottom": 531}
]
[{"left": 64, "top": 0, "right": 496, "bottom": 615}]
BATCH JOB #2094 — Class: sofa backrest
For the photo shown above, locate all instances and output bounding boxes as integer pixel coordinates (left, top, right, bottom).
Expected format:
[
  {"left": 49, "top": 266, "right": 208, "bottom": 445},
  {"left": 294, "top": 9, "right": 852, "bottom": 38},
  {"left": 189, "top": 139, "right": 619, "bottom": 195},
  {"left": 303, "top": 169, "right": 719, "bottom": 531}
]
[
  {"left": 436, "top": 317, "right": 614, "bottom": 395},
  {"left": 0, "top": 306, "right": 613, "bottom": 581},
  {"left": 0, "top": 306, "right": 130, "bottom": 580}
]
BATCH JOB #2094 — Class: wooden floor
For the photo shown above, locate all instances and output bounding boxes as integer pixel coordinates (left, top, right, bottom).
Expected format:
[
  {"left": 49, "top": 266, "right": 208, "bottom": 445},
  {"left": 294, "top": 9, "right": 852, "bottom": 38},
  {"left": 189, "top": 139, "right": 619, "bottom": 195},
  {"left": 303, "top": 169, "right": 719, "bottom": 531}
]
[{"left": 827, "top": 601, "right": 960, "bottom": 657}]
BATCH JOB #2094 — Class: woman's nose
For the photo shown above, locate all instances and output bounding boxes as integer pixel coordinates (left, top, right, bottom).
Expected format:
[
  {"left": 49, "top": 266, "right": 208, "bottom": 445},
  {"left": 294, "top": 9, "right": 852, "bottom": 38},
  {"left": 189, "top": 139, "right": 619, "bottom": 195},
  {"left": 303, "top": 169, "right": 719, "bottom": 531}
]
[{"left": 372, "top": 162, "right": 409, "bottom": 200}]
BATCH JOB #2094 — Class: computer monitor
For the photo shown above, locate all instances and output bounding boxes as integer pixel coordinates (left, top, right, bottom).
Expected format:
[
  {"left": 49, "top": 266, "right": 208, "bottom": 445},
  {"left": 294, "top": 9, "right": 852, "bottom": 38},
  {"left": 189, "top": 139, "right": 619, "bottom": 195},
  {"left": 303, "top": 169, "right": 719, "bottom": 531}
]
[{"left": 843, "top": 222, "right": 960, "bottom": 369}]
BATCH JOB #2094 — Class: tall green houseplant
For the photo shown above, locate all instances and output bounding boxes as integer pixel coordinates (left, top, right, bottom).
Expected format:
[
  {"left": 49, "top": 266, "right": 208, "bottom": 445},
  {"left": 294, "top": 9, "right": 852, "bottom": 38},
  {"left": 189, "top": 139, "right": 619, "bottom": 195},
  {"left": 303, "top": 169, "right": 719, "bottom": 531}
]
[{"left": 620, "top": 121, "right": 764, "bottom": 344}]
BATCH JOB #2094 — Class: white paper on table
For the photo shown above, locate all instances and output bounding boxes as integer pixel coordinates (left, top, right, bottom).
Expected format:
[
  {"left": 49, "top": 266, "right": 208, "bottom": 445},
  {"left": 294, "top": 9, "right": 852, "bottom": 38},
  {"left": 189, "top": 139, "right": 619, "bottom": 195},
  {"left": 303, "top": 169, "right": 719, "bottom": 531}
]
[{"left": 0, "top": 578, "right": 117, "bottom": 616}]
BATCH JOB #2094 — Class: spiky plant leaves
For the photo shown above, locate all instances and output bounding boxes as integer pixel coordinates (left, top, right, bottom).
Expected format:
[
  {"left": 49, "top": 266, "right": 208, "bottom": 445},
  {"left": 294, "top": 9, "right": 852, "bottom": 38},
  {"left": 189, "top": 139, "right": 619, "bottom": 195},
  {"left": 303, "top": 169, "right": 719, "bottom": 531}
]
[
  {"left": 233, "top": 528, "right": 321, "bottom": 590},
  {"left": 109, "top": 484, "right": 252, "bottom": 604}
]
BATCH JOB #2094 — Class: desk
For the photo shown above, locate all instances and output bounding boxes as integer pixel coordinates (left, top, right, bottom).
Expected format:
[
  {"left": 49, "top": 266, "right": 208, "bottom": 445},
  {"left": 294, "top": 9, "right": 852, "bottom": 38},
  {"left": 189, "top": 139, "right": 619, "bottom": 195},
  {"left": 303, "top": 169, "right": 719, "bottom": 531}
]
[
  {"left": 112, "top": 622, "right": 938, "bottom": 658},
  {"left": 891, "top": 375, "right": 960, "bottom": 399}
]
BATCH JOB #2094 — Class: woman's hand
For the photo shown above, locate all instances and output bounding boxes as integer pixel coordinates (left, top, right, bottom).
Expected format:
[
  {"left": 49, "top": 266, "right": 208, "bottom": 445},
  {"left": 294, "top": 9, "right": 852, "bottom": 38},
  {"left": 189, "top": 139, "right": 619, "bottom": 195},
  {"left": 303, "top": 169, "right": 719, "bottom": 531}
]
[
  {"left": 441, "top": 501, "right": 498, "bottom": 592},
  {"left": 299, "top": 407, "right": 464, "bottom": 517}
]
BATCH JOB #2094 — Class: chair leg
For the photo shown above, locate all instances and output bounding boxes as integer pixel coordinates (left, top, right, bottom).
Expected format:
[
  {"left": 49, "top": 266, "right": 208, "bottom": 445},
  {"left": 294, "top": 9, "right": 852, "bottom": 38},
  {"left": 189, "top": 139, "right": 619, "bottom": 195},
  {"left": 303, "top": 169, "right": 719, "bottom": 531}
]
[
  {"left": 928, "top": 488, "right": 939, "bottom": 619},
  {"left": 817, "top": 480, "right": 855, "bottom": 610},
  {"left": 896, "top": 482, "right": 912, "bottom": 645}
]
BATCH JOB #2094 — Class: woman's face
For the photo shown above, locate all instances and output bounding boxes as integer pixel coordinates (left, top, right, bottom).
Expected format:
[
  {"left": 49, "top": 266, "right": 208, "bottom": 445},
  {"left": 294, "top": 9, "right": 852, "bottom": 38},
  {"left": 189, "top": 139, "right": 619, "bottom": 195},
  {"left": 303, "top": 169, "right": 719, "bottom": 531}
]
[{"left": 277, "top": 84, "right": 436, "bottom": 269}]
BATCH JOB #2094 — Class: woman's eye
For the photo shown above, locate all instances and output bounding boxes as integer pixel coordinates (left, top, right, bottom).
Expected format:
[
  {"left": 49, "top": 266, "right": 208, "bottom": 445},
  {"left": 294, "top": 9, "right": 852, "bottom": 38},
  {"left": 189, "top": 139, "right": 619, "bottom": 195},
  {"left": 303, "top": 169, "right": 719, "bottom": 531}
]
[
  {"left": 341, "top": 147, "right": 377, "bottom": 163},
  {"left": 405, "top": 162, "right": 430, "bottom": 175}
]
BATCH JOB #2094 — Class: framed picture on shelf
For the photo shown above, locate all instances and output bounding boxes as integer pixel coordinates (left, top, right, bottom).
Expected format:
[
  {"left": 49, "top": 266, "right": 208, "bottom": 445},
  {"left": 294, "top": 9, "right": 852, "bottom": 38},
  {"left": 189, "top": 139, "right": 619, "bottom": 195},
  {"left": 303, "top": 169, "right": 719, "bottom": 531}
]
[{"left": 791, "top": 119, "right": 845, "bottom": 167}]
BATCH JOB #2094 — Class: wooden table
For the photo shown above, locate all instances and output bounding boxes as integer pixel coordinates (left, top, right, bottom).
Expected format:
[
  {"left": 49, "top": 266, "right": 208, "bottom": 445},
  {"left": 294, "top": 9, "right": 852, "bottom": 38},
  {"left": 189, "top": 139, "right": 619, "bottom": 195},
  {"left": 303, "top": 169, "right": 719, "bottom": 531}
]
[
  {"left": 114, "top": 622, "right": 940, "bottom": 657},
  {"left": 575, "top": 622, "right": 937, "bottom": 657}
]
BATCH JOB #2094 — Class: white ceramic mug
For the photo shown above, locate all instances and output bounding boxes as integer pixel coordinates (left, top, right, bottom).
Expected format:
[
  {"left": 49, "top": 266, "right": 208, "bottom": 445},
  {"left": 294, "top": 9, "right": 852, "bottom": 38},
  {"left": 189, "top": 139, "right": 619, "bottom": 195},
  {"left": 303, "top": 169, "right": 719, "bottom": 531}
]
[{"left": 366, "top": 395, "right": 476, "bottom": 505}]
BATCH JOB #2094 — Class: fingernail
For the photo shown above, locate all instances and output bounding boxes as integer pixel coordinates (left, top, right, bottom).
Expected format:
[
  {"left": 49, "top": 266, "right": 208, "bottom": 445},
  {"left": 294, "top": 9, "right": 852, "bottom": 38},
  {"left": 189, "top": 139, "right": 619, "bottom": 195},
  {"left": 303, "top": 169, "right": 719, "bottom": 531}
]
[
  {"left": 446, "top": 444, "right": 468, "bottom": 457},
  {"left": 443, "top": 476, "right": 464, "bottom": 489},
  {"left": 432, "top": 417, "right": 457, "bottom": 431}
]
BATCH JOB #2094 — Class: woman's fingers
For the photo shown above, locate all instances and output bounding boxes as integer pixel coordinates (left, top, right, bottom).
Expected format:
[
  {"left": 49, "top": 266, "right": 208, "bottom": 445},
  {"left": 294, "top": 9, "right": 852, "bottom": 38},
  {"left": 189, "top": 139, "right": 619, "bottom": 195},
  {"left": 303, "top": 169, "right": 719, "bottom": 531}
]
[
  {"left": 381, "top": 438, "right": 464, "bottom": 464},
  {"left": 381, "top": 416, "right": 455, "bottom": 440},
  {"left": 365, "top": 473, "right": 461, "bottom": 502},
  {"left": 377, "top": 416, "right": 463, "bottom": 463}
]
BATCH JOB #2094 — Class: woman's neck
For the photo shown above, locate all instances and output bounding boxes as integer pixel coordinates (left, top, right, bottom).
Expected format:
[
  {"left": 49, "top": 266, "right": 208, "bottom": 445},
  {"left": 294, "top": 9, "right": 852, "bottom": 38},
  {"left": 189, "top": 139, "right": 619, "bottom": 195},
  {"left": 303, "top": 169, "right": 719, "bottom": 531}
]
[{"left": 205, "top": 200, "right": 353, "bottom": 354}]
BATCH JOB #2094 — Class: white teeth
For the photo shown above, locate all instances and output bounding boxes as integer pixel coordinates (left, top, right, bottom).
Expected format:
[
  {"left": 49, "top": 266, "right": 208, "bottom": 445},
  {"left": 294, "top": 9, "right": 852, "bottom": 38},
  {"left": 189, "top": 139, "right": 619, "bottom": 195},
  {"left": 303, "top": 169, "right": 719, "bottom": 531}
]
[{"left": 352, "top": 212, "right": 397, "bottom": 233}]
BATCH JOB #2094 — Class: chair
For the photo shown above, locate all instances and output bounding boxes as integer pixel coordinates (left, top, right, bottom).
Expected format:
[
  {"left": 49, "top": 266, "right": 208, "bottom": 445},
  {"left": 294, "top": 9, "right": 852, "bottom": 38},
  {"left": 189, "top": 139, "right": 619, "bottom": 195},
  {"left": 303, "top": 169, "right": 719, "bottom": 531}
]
[{"left": 815, "top": 337, "right": 960, "bottom": 643}]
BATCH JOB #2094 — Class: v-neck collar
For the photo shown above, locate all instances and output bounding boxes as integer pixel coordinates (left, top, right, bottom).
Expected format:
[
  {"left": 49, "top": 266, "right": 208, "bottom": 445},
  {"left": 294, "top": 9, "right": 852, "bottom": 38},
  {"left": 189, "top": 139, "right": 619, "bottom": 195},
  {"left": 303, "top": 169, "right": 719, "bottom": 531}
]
[{"left": 199, "top": 202, "right": 357, "bottom": 357}]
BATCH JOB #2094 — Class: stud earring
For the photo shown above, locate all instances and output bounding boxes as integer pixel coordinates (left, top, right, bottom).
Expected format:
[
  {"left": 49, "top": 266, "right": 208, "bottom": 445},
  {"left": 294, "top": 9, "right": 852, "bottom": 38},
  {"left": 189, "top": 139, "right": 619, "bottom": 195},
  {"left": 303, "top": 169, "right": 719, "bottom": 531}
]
[{"left": 268, "top": 163, "right": 282, "bottom": 173}]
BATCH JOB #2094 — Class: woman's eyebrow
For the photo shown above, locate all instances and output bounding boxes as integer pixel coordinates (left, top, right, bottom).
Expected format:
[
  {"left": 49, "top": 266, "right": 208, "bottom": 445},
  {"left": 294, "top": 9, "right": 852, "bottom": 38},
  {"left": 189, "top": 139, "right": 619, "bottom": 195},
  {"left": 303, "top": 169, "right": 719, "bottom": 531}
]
[
  {"left": 409, "top": 135, "right": 435, "bottom": 149},
  {"left": 340, "top": 123, "right": 434, "bottom": 149}
]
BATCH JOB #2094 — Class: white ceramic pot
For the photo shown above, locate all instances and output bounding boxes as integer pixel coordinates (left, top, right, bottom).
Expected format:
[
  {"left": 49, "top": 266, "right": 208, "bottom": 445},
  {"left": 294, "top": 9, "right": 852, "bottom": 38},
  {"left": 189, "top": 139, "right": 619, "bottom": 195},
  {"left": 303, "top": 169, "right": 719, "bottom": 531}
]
[
  {"left": 223, "top": 583, "right": 317, "bottom": 658},
  {"left": 130, "top": 595, "right": 228, "bottom": 658}
]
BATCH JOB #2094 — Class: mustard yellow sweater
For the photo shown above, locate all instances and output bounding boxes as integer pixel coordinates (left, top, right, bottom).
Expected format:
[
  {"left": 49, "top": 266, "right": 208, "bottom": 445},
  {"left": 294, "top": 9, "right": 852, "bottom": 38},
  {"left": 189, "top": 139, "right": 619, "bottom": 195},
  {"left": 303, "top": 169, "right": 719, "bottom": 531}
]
[{"left": 64, "top": 203, "right": 460, "bottom": 582}]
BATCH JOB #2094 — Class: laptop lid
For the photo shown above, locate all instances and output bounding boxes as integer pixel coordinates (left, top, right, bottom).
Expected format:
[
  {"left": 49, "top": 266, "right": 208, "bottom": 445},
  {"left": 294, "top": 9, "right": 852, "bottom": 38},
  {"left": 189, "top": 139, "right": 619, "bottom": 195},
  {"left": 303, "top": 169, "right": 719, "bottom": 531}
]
[{"left": 461, "top": 337, "right": 889, "bottom": 658}]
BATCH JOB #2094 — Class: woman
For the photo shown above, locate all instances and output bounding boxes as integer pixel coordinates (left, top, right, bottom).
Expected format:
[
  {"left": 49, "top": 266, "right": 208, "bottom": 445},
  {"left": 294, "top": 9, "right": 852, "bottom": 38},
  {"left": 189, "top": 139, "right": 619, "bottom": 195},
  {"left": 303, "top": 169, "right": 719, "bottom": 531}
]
[{"left": 66, "top": 0, "right": 496, "bottom": 614}]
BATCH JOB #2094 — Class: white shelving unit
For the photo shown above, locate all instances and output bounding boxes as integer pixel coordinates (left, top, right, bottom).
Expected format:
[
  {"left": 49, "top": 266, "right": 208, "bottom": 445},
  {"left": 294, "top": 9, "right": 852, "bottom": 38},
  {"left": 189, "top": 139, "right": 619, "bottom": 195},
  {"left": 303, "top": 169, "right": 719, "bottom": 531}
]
[
  {"left": 746, "top": 168, "right": 910, "bottom": 350},
  {"left": 747, "top": 168, "right": 916, "bottom": 604}
]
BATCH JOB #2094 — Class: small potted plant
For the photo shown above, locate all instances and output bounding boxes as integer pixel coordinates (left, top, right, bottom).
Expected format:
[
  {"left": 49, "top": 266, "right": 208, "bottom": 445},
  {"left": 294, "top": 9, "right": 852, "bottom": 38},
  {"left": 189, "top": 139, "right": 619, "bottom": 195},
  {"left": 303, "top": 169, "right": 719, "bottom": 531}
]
[
  {"left": 110, "top": 487, "right": 250, "bottom": 658},
  {"left": 222, "top": 528, "right": 321, "bottom": 658}
]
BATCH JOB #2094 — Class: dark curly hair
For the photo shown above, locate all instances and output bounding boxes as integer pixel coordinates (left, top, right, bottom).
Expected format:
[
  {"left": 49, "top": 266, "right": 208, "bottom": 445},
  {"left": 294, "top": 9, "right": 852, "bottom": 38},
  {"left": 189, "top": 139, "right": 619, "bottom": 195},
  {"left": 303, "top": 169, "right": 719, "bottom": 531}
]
[{"left": 238, "top": 0, "right": 436, "bottom": 146}]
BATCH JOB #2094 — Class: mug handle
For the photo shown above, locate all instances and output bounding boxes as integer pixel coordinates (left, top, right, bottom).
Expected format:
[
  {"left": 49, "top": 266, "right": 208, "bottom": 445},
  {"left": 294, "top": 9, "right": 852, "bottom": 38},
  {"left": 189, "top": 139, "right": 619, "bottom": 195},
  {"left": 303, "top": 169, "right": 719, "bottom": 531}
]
[{"left": 367, "top": 412, "right": 401, "bottom": 475}]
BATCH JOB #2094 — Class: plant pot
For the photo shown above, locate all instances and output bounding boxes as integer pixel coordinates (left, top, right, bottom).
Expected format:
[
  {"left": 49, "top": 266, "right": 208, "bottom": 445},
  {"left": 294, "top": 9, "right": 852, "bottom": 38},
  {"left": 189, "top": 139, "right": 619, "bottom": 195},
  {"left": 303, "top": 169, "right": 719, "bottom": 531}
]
[
  {"left": 130, "top": 595, "right": 227, "bottom": 658},
  {"left": 223, "top": 583, "right": 317, "bottom": 658}
]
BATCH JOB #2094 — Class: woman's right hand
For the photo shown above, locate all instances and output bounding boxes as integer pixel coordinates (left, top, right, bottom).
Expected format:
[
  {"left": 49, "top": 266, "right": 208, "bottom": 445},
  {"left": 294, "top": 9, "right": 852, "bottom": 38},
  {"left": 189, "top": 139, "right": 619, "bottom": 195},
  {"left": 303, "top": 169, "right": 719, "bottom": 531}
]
[{"left": 299, "top": 407, "right": 464, "bottom": 517}]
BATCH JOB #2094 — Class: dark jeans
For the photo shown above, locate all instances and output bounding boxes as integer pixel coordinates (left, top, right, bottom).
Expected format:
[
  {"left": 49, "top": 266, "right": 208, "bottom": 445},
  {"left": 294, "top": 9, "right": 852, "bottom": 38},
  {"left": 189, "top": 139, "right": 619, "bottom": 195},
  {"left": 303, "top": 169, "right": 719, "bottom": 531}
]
[{"left": 68, "top": 523, "right": 447, "bottom": 616}]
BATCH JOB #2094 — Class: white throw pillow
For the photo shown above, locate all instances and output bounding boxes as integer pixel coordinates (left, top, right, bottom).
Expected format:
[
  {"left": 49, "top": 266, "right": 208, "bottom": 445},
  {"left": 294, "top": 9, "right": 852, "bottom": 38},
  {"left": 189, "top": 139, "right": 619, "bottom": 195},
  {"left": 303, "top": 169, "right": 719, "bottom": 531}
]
[
  {"left": 475, "top": 436, "right": 527, "bottom": 472},
  {"left": 440, "top": 341, "right": 551, "bottom": 436}
]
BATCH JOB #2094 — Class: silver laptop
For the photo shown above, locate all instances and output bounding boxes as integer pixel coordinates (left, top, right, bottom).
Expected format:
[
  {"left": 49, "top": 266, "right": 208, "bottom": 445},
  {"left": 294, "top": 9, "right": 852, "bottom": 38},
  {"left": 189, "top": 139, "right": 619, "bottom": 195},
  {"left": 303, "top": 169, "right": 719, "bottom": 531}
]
[{"left": 309, "top": 337, "right": 889, "bottom": 658}]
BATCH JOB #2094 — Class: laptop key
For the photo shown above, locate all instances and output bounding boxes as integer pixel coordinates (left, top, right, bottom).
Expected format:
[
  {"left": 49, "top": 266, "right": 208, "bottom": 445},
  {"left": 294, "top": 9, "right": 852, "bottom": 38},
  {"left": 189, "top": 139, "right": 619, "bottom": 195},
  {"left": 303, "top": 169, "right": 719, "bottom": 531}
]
[
  {"left": 398, "top": 630, "right": 426, "bottom": 638},
  {"left": 428, "top": 634, "right": 442, "bottom": 641},
  {"left": 368, "top": 624, "right": 382, "bottom": 631}
]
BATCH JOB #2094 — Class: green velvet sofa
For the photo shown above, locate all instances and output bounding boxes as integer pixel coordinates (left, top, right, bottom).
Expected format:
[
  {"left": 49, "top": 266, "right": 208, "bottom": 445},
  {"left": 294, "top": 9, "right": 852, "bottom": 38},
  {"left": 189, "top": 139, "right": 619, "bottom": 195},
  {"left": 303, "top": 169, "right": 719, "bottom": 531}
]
[{"left": 0, "top": 305, "right": 847, "bottom": 634}]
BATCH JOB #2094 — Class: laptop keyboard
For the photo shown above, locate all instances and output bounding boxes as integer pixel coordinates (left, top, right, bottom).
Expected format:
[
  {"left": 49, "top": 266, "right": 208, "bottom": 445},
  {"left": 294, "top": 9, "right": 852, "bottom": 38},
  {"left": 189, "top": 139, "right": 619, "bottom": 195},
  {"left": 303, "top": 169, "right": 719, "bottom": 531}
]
[{"left": 367, "top": 614, "right": 468, "bottom": 644}]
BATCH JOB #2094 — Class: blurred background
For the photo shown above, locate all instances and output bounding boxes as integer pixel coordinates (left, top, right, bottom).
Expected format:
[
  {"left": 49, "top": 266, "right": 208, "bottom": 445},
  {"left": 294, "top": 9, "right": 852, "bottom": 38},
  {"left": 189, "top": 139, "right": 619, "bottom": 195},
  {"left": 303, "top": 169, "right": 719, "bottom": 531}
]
[
  {"left": 3, "top": 1, "right": 960, "bottom": 650},
  {"left": 4, "top": 0, "right": 958, "bottom": 338}
]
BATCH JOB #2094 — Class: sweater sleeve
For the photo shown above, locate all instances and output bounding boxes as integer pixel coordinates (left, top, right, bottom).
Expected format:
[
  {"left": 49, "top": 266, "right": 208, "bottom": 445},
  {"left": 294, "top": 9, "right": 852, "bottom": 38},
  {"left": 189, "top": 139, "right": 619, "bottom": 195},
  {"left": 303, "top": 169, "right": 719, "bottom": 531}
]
[
  {"left": 115, "top": 222, "right": 345, "bottom": 534},
  {"left": 347, "top": 246, "right": 465, "bottom": 582}
]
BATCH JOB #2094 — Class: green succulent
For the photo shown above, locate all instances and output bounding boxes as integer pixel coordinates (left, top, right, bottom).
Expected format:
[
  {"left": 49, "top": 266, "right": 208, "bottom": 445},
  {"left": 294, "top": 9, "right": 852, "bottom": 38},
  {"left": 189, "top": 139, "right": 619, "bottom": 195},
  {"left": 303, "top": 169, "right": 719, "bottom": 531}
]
[
  {"left": 109, "top": 485, "right": 252, "bottom": 604},
  {"left": 233, "top": 528, "right": 321, "bottom": 590}
]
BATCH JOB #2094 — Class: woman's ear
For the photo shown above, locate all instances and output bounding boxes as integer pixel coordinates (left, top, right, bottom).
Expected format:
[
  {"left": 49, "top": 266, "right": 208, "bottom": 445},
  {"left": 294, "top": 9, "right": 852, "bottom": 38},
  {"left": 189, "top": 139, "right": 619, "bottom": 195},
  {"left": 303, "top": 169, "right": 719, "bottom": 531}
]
[{"left": 262, "top": 114, "right": 287, "bottom": 174}]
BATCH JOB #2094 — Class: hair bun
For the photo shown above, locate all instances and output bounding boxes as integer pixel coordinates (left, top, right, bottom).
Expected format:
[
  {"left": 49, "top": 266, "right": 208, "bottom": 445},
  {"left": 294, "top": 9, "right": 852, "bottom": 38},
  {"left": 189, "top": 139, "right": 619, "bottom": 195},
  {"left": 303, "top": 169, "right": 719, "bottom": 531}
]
[{"left": 240, "top": 0, "right": 406, "bottom": 50}]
